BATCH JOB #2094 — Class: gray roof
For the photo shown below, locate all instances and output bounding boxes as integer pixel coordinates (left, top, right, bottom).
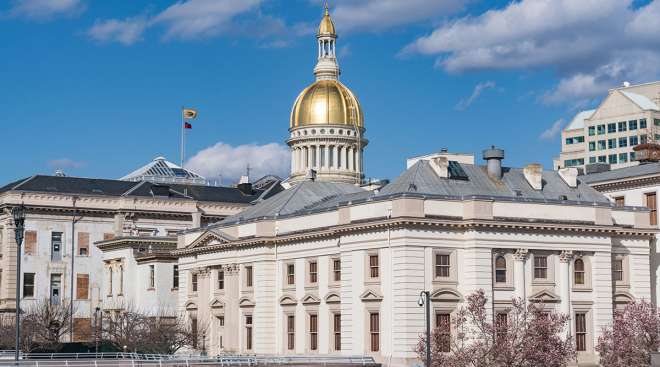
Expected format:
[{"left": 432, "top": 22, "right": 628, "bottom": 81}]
[
  {"left": 580, "top": 162, "right": 660, "bottom": 184},
  {"left": 217, "top": 160, "right": 612, "bottom": 226},
  {"left": 0, "top": 175, "right": 267, "bottom": 204},
  {"left": 378, "top": 160, "right": 609, "bottom": 203}
]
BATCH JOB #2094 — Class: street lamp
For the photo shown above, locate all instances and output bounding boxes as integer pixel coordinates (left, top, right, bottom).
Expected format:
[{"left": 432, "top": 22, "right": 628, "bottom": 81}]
[
  {"left": 12, "top": 205, "right": 26, "bottom": 362},
  {"left": 418, "top": 290, "right": 431, "bottom": 367},
  {"left": 94, "top": 306, "right": 101, "bottom": 354}
]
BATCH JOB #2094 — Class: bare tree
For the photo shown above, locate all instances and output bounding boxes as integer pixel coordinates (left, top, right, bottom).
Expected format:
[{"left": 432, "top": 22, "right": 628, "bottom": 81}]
[{"left": 23, "top": 298, "right": 76, "bottom": 350}]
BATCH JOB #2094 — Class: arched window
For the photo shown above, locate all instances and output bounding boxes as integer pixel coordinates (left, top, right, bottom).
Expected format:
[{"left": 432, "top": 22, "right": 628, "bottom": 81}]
[
  {"left": 574, "top": 259, "right": 585, "bottom": 285},
  {"left": 495, "top": 256, "right": 506, "bottom": 283},
  {"left": 108, "top": 267, "right": 113, "bottom": 296}
]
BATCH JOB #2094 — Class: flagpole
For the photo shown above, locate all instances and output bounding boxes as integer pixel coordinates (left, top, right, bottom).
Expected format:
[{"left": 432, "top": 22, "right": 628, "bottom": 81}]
[{"left": 180, "top": 106, "right": 184, "bottom": 167}]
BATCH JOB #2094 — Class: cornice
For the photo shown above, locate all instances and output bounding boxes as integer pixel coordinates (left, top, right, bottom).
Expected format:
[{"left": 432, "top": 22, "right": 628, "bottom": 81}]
[
  {"left": 96, "top": 236, "right": 177, "bottom": 252},
  {"left": 588, "top": 174, "right": 660, "bottom": 192},
  {"left": 174, "top": 216, "right": 656, "bottom": 257}
]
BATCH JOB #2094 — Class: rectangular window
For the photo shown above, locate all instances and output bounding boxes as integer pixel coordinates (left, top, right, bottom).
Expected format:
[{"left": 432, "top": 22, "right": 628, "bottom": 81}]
[
  {"left": 618, "top": 121, "right": 627, "bottom": 132},
  {"left": 333, "top": 313, "right": 341, "bottom": 351},
  {"left": 191, "top": 318, "right": 198, "bottom": 349},
  {"left": 597, "top": 140, "right": 606, "bottom": 150},
  {"left": 575, "top": 136, "right": 584, "bottom": 143},
  {"left": 436, "top": 313, "right": 451, "bottom": 353},
  {"left": 103, "top": 232, "right": 114, "bottom": 241},
  {"left": 51, "top": 232, "right": 62, "bottom": 261},
  {"left": 608, "top": 138, "right": 616, "bottom": 149},
  {"left": 77, "top": 232, "right": 89, "bottom": 256},
  {"left": 369, "top": 312, "right": 380, "bottom": 352},
  {"left": 630, "top": 151, "right": 637, "bottom": 161},
  {"left": 245, "top": 266, "right": 253, "bottom": 288},
  {"left": 588, "top": 141, "right": 596, "bottom": 151},
  {"left": 614, "top": 196, "right": 625, "bottom": 207},
  {"left": 588, "top": 126, "right": 595, "bottom": 136},
  {"left": 76, "top": 274, "right": 89, "bottom": 300},
  {"left": 597, "top": 124, "right": 605, "bottom": 134},
  {"left": 608, "top": 154, "right": 617, "bottom": 164},
  {"left": 50, "top": 274, "right": 61, "bottom": 305},
  {"left": 575, "top": 313, "right": 587, "bottom": 351},
  {"left": 630, "top": 136, "right": 639, "bottom": 146},
  {"left": 287, "top": 315, "right": 295, "bottom": 350},
  {"left": 613, "top": 259, "right": 624, "bottom": 281},
  {"left": 309, "top": 261, "right": 318, "bottom": 284},
  {"left": 287, "top": 264, "right": 295, "bottom": 285},
  {"left": 333, "top": 259, "right": 341, "bottom": 282},
  {"left": 435, "top": 254, "right": 450, "bottom": 278},
  {"left": 148, "top": 265, "right": 155, "bottom": 289},
  {"left": 589, "top": 157, "right": 596, "bottom": 164},
  {"left": 646, "top": 192, "right": 657, "bottom": 226},
  {"left": 618, "top": 137, "right": 628, "bottom": 147},
  {"left": 598, "top": 155, "right": 607, "bottom": 163},
  {"left": 565, "top": 137, "right": 574, "bottom": 145},
  {"left": 191, "top": 273, "right": 198, "bottom": 292},
  {"left": 655, "top": 118, "right": 660, "bottom": 127},
  {"left": 369, "top": 255, "right": 379, "bottom": 278},
  {"left": 641, "top": 134, "right": 648, "bottom": 144},
  {"left": 23, "top": 273, "right": 35, "bottom": 298},
  {"left": 534, "top": 256, "right": 547, "bottom": 279},
  {"left": 173, "top": 265, "right": 179, "bottom": 289},
  {"left": 218, "top": 270, "right": 224, "bottom": 290},
  {"left": 246, "top": 315, "right": 253, "bottom": 350},
  {"left": 619, "top": 153, "right": 628, "bottom": 163},
  {"left": 607, "top": 123, "right": 616, "bottom": 133},
  {"left": 309, "top": 314, "right": 318, "bottom": 351},
  {"left": 496, "top": 313, "right": 508, "bottom": 339},
  {"left": 24, "top": 230, "right": 37, "bottom": 255},
  {"left": 640, "top": 118, "right": 647, "bottom": 129},
  {"left": 629, "top": 120, "right": 638, "bottom": 130}
]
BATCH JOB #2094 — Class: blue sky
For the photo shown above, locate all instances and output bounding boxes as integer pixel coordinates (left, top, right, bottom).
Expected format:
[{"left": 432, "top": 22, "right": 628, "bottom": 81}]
[{"left": 1, "top": 0, "right": 659, "bottom": 184}]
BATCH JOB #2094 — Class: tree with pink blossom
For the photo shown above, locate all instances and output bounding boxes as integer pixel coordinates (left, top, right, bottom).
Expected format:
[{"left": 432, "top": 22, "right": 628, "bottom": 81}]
[
  {"left": 596, "top": 300, "right": 660, "bottom": 367},
  {"left": 416, "top": 289, "right": 576, "bottom": 367}
]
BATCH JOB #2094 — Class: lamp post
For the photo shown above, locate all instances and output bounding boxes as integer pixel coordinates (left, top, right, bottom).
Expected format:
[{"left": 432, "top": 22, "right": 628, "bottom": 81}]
[
  {"left": 12, "top": 205, "right": 26, "bottom": 362},
  {"left": 94, "top": 306, "right": 101, "bottom": 354},
  {"left": 418, "top": 290, "right": 431, "bottom": 367}
]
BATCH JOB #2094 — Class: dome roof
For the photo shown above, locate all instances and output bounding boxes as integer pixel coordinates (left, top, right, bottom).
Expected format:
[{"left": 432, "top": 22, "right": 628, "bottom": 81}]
[
  {"left": 290, "top": 80, "right": 364, "bottom": 129},
  {"left": 317, "top": 7, "right": 336, "bottom": 36}
]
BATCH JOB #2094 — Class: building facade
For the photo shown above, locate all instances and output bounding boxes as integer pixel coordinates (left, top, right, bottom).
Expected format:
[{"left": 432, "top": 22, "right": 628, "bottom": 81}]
[
  {"left": 555, "top": 81, "right": 660, "bottom": 171},
  {"left": 0, "top": 172, "right": 267, "bottom": 341}
]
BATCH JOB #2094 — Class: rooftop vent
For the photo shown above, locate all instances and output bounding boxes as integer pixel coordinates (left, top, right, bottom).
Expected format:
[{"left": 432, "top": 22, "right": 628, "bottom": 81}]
[
  {"left": 584, "top": 163, "right": 610, "bottom": 175},
  {"left": 558, "top": 167, "right": 578, "bottom": 188},
  {"left": 482, "top": 146, "right": 504, "bottom": 179},
  {"left": 54, "top": 170, "right": 66, "bottom": 177},
  {"left": 429, "top": 156, "right": 449, "bottom": 178},
  {"left": 523, "top": 163, "right": 543, "bottom": 190}
]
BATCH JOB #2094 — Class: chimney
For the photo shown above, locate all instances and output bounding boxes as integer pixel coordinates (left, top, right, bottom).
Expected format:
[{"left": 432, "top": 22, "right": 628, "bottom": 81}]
[
  {"left": 482, "top": 146, "right": 504, "bottom": 179},
  {"left": 305, "top": 169, "right": 317, "bottom": 182},
  {"left": 239, "top": 175, "right": 249, "bottom": 184},
  {"left": 558, "top": 167, "right": 578, "bottom": 188},
  {"left": 523, "top": 163, "right": 543, "bottom": 190},
  {"left": 429, "top": 156, "right": 449, "bottom": 178}
]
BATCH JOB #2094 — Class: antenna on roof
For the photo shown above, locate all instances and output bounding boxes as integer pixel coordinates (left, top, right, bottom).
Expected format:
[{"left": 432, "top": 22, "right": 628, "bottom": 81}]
[{"left": 246, "top": 163, "right": 251, "bottom": 183}]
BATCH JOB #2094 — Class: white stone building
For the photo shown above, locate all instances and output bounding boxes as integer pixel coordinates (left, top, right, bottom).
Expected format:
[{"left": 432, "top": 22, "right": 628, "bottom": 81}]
[
  {"left": 0, "top": 163, "right": 271, "bottom": 341},
  {"left": 555, "top": 81, "right": 660, "bottom": 171}
]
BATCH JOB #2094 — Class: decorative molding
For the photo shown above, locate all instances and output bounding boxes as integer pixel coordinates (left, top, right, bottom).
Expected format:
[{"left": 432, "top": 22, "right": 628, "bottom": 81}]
[
  {"left": 238, "top": 297, "right": 256, "bottom": 308},
  {"left": 430, "top": 288, "right": 463, "bottom": 303},
  {"left": 360, "top": 289, "right": 383, "bottom": 302},
  {"left": 513, "top": 248, "right": 529, "bottom": 262},
  {"left": 301, "top": 294, "right": 321, "bottom": 305},
  {"left": 559, "top": 250, "right": 574, "bottom": 263},
  {"left": 184, "top": 301, "right": 197, "bottom": 310},
  {"left": 209, "top": 298, "right": 225, "bottom": 309},
  {"left": 528, "top": 289, "right": 561, "bottom": 303},
  {"left": 613, "top": 291, "right": 635, "bottom": 304},
  {"left": 279, "top": 295, "right": 298, "bottom": 306}
]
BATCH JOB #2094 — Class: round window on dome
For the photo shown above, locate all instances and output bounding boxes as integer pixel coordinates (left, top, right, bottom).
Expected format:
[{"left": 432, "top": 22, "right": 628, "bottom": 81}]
[
  {"left": 321, "top": 129, "right": 325, "bottom": 134},
  {"left": 304, "top": 130, "right": 308, "bottom": 135},
  {"left": 330, "top": 129, "right": 334, "bottom": 134},
  {"left": 311, "top": 129, "right": 316, "bottom": 134},
  {"left": 339, "top": 130, "right": 343, "bottom": 135}
]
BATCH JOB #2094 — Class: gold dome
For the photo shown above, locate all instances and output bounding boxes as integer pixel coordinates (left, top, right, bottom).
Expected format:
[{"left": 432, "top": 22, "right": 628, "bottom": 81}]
[
  {"left": 290, "top": 80, "right": 364, "bottom": 129},
  {"left": 317, "top": 6, "right": 336, "bottom": 36}
]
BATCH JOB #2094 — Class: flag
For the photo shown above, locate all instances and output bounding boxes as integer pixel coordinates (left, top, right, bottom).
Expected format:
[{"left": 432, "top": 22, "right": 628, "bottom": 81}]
[
  {"left": 184, "top": 122, "right": 192, "bottom": 129},
  {"left": 183, "top": 108, "right": 197, "bottom": 119}
]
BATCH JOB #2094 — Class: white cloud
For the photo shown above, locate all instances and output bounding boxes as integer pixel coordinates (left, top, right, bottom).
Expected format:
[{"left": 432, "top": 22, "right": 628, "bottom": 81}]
[
  {"left": 455, "top": 81, "right": 495, "bottom": 110},
  {"left": 87, "top": 0, "right": 262, "bottom": 45},
  {"left": 539, "top": 118, "right": 564, "bottom": 140},
  {"left": 404, "top": 0, "right": 660, "bottom": 103},
  {"left": 9, "top": 0, "right": 84, "bottom": 20},
  {"left": 88, "top": 17, "right": 148, "bottom": 45},
  {"left": 332, "top": 0, "right": 468, "bottom": 32},
  {"left": 185, "top": 142, "right": 290, "bottom": 184},
  {"left": 47, "top": 158, "right": 85, "bottom": 169}
]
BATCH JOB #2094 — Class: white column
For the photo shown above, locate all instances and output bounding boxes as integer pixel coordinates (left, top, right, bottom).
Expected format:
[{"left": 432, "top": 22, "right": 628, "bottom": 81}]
[
  {"left": 307, "top": 146, "right": 313, "bottom": 171},
  {"left": 291, "top": 149, "right": 296, "bottom": 174},
  {"left": 316, "top": 144, "right": 321, "bottom": 168},
  {"left": 324, "top": 145, "right": 330, "bottom": 170},
  {"left": 348, "top": 148, "right": 354, "bottom": 171},
  {"left": 559, "top": 251, "right": 573, "bottom": 329},
  {"left": 513, "top": 249, "right": 528, "bottom": 300},
  {"left": 333, "top": 146, "right": 338, "bottom": 170}
]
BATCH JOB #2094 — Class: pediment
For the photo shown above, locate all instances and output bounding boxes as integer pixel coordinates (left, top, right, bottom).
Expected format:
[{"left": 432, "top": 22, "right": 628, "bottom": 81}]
[
  {"left": 209, "top": 298, "right": 225, "bottom": 309},
  {"left": 184, "top": 301, "right": 198, "bottom": 311},
  {"left": 186, "top": 229, "right": 236, "bottom": 249},
  {"left": 430, "top": 288, "right": 463, "bottom": 303},
  {"left": 279, "top": 295, "right": 298, "bottom": 306},
  {"left": 238, "top": 296, "right": 256, "bottom": 308},
  {"left": 324, "top": 292, "right": 341, "bottom": 304},
  {"left": 613, "top": 291, "right": 635, "bottom": 304},
  {"left": 528, "top": 289, "right": 561, "bottom": 303},
  {"left": 301, "top": 294, "right": 321, "bottom": 305},
  {"left": 360, "top": 289, "right": 383, "bottom": 302}
]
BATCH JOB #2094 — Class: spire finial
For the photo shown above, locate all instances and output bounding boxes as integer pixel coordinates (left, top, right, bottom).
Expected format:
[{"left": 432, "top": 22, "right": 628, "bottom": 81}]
[{"left": 324, "top": 0, "right": 329, "bottom": 16}]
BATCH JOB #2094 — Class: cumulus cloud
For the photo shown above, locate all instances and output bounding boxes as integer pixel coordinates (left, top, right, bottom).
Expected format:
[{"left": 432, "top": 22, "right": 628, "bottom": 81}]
[
  {"left": 185, "top": 142, "right": 290, "bottom": 184},
  {"left": 539, "top": 119, "right": 564, "bottom": 140},
  {"left": 404, "top": 0, "right": 660, "bottom": 104},
  {"left": 8, "top": 0, "right": 85, "bottom": 20},
  {"left": 455, "top": 81, "right": 495, "bottom": 110},
  {"left": 87, "top": 0, "right": 262, "bottom": 45},
  {"left": 47, "top": 158, "right": 85, "bottom": 170},
  {"left": 332, "top": 0, "right": 468, "bottom": 32}
]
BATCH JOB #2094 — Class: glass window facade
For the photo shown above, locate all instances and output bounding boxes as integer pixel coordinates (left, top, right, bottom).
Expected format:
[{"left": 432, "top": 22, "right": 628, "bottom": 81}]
[
  {"left": 618, "top": 121, "right": 627, "bottom": 132},
  {"left": 629, "top": 120, "right": 638, "bottom": 130},
  {"left": 607, "top": 123, "right": 616, "bottom": 133},
  {"left": 619, "top": 137, "right": 628, "bottom": 147}
]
